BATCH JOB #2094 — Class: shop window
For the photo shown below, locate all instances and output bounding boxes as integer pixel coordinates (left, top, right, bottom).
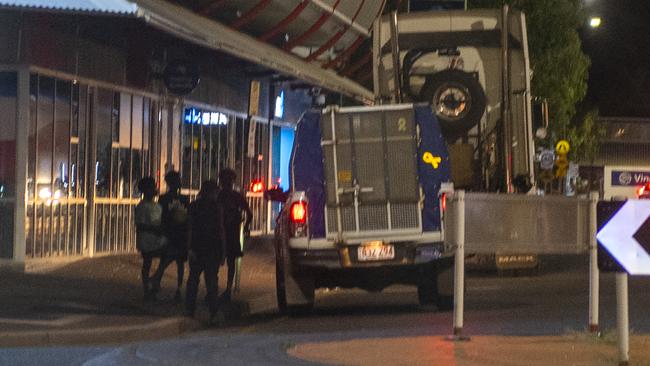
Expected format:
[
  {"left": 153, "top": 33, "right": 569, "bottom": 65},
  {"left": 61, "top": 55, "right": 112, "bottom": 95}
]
[
  {"left": 131, "top": 95, "right": 143, "bottom": 197},
  {"left": 0, "top": 71, "right": 17, "bottom": 259},
  {"left": 36, "top": 77, "right": 54, "bottom": 199},
  {"left": 0, "top": 72, "right": 17, "bottom": 198},
  {"left": 181, "top": 121, "right": 193, "bottom": 189},
  {"left": 95, "top": 88, "right": 113, "bottom": 197},
  {"left": 54, "top": 79, "right": 71, "bottom": 198},
  {"left": 142, "top": 97, "right": 151, "bottom": 178}
]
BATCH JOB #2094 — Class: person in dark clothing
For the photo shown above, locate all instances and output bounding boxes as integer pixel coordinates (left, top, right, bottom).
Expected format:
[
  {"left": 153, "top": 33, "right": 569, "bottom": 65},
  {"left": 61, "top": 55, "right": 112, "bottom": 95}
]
[
  {"left": 152, "top": 171, "right": 189, "bottom": 301},
  {"left": 185, "top": 180, "right": 226, "bottom": 325},
  {"left": 134, "top": 177, "right": 166, "bottom": 301},
  {"left": 217, "top": 169, "right": 252, "bottom": 302}
]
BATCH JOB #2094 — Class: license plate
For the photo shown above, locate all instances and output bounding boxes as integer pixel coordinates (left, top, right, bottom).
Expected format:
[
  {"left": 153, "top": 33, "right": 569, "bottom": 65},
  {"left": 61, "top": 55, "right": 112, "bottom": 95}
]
[{"left": 357, "top": 242, "right": 395, "bottom": 261}]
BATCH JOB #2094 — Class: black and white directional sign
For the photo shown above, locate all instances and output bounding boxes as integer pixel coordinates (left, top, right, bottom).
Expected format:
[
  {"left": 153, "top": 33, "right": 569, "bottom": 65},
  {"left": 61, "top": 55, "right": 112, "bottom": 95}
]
[{"left": 597, "top": 200, "right": 650, "bottom": 275}]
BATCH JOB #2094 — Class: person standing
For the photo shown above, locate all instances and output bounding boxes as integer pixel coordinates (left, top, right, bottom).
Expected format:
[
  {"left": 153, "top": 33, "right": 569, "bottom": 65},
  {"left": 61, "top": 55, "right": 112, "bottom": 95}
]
[
  {"left": 217, "top": 169, "right": 252, "bottom": 302},
  {"left": 185, "top": 181, "right": 226, "bottom": 325},
  {"left": 134, "top": 177, "right": 166, "bottom": 301},
  {"left": 152, "top": 171, "right": 189, "bottom": 301}
]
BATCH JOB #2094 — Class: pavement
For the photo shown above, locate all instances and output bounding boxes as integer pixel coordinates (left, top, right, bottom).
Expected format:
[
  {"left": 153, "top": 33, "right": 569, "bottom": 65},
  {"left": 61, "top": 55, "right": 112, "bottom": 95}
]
[
  {"left": 289, "top": 333, "right": 650, "bottom": 366},
  {"left": 2, "top": 240, "right": 650, "bottom": 365},
  {"left": 0, "top": 236, "right": 278, "bottom": 348}
]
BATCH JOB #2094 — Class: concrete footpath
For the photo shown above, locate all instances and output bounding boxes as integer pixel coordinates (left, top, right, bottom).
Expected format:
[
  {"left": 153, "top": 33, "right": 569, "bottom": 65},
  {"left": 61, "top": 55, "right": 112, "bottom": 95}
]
[
  {"left": 288, "top": 334, "right": 650, "bottom": 366},
  {"left": 0, "top": 236, "right": 277, "bottom": 347}
]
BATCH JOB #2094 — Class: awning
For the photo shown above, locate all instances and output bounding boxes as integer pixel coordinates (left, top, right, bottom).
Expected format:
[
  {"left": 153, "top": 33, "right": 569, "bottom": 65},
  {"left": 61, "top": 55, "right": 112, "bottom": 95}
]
[
  {"left": 132, "top": 0, "right": 375, "bottom": 104},
  {"left": 0, "top": 0, "right": 375, "bottom": 104},
  {"left": 0, "top": 0, "right": 137, "bottom": 15}
]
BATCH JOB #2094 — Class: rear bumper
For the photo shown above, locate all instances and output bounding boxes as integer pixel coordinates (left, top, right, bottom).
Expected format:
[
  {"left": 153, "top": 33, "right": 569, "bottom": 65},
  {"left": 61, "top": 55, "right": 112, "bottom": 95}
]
[{"left": 289, "top": 242, "right": 451, "bottom": 270}]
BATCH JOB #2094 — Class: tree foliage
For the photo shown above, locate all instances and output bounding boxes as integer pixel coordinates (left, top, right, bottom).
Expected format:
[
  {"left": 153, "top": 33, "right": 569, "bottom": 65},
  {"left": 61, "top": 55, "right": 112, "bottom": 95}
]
[
  {"left": 469, "top": 0, "right": 599, "bottom": 162},
  {"left": 567, "top": 109, "right": 605, "bottom": 164}
]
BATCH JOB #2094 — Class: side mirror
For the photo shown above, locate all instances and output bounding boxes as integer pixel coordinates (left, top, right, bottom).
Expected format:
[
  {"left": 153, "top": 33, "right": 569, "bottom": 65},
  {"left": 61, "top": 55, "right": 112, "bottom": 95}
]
[{"left": 264, "top": 187, "right": 288, "bottom": 202}]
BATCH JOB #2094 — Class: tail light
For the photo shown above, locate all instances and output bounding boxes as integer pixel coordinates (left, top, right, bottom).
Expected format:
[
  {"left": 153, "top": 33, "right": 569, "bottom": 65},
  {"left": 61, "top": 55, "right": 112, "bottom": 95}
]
[
  {"left": 440, "top": 192, "right": 447, "bottom": 213},
  {"left": 637, "top": 185, "right": 646, "bottom": 197},
  {"left": 289, "top": 201, "right": 308, "bottom": 237},
  {"left": 249, "top": 179, "right": 264, "bottom": 193}
]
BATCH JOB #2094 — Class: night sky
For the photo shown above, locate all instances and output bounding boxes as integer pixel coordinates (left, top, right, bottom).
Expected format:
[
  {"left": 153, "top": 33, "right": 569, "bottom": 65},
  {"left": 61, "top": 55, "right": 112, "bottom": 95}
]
[{"left": 581, "top": 0, "right": 650, "bottom": 118}]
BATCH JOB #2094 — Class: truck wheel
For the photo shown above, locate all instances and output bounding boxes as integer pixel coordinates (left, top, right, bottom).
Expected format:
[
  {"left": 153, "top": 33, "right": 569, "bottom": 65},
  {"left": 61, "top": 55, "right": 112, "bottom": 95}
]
[
  {"left": 419, "top": 69, "right": 486, "bottom": 136},
  {"left": 417, "top": 281, "right": 437, "bottom": 306},
  {"left": 275, "top": 235, "right": 314, "bottom": 315},
  {"left": 418, "top": 260, "right": 455, "bottom": 311}
]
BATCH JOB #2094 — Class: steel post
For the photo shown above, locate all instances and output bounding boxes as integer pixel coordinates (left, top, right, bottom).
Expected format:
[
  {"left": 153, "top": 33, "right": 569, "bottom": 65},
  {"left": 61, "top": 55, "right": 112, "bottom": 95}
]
[
  {"left": 12, "top": 67, "right": 29, "bottom": 267},
  {"left": 616, "top": 272, "right": 629, "bottom": 366},
  {"left": 389, "top": 11, "right": 402, "bottom": 104},
  {"left": 453, "top": 190, "right": 465, "bottom": 336},
  {"left": 500, "top": 5, "right": 512, "bottom": 193},
  {"left": 589, "top": 191, "right": 599, "bottom": 332}
]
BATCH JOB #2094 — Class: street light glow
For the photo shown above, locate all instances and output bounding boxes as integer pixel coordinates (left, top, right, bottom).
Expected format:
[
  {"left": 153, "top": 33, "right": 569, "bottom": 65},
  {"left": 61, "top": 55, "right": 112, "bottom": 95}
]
[{"left": 589, "top": 17, "right": 602, "bottom": 28}]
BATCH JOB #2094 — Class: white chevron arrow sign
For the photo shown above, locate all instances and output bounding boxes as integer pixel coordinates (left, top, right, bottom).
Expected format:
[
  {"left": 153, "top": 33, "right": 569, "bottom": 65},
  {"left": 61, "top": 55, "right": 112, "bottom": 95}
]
[{"left": 596, "top": 200, "right": 650, "bottom": 275}]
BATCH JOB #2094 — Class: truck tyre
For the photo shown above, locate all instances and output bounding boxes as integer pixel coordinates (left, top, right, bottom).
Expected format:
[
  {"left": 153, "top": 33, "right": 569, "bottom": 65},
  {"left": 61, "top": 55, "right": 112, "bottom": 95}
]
[
  {"left": 417, "top": 259, "right": 454, "bottom": 311},
  {"left": 275, "top": 234, "right": 315, "bottom": 315},
  {"left": 419, "top": 70, "right": 486, "bottom": 136},
  {"left": 435, "top": 261, "right": 454, "bottom": 311}
]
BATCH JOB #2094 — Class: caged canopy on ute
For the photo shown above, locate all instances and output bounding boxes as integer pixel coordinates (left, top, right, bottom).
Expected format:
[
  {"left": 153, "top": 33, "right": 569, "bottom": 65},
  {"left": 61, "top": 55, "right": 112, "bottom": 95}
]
[{"left": 272, "top": 103, "right": 455, "bottom": 314}]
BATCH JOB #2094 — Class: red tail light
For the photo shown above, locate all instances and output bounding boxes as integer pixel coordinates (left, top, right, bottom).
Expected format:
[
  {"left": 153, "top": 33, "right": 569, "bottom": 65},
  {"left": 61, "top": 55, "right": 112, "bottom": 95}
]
[
  {"left": 290, "top": 201, "right": 307, "bottom": 223},
  {"left": 440, "top": 192, "right": 447, "bottom": 212},
  {"left": 637, "top": 185, "right": 646, "bottom": 197},
  {"left": 250, "top": 179, "right": 264, "bottom": 193},
  {"left": 289, "top": 201, "right": 308, "bottom": 237}
]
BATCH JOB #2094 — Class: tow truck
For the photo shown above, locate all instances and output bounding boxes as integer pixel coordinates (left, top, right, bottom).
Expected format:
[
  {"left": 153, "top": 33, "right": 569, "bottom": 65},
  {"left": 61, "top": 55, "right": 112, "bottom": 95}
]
[{"left": 271, "top": 7, "right": 536, "bottom": 313}]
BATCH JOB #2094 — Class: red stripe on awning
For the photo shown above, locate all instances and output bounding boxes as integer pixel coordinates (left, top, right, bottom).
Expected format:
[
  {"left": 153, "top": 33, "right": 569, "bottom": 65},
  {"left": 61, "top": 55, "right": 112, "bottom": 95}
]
[
  {"left": 199, "top": 0, "right": 227, "bottom": 16},
  {"left": 230, "top": 0, "right": 272, "bottom": 30},
  {"left": 259, "top": 1, "right": 310, "bottom": 42},
  {"left": 342, "top": 52, "right": 371, "bottom": 77},
  {"left": 323, "top": 35, "right": 365, "bottom": 69},
  {"left": 283, "top": 0, "right": 341, "bottom": 51},
  {"left": 305, "top": 0, "right": 366, "bottom": 62}
]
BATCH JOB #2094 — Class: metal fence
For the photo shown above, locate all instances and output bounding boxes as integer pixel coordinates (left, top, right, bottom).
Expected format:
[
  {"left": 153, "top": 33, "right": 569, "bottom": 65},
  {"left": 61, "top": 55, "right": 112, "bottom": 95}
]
[
  {"left": 246, "top": 192, "right": 266, "bottom": 235},
  {"left": 445, "top": 193, "right": 591, "bottom": 254},
  {"left": 0, "top": 199, "right": 14, "bottom": 258},
  {"left": 93, "top": 199, "right": 138, "bottom": 254},
  {"left": 26, "top": 198, "right": 85, "bottom": 257}
]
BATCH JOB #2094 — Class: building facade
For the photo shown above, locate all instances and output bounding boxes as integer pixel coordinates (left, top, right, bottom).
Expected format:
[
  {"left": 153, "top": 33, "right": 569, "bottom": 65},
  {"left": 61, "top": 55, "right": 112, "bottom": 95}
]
[{"left": 0, "top": 8, "right": 309, "bottom": 269}]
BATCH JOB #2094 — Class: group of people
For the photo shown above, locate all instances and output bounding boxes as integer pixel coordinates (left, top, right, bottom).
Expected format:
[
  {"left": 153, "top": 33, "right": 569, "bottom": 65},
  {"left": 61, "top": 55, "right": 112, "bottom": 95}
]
[{"left": 134, "top": 169, "right": 252, "bottom": 325}]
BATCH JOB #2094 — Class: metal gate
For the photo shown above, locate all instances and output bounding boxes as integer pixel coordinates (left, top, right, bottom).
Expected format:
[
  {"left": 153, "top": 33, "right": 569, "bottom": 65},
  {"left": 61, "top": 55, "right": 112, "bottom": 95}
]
[{"left": 322, "top": 105, "right": 422, "bottom": 237}]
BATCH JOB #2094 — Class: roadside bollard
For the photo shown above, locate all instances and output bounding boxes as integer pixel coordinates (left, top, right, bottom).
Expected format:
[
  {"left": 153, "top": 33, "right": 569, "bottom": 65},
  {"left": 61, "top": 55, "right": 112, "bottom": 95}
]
[
  {"left": 616, "top": 272, "right": 629, "bottom": 366},
  {"left": 588, "top": 191, "right": 599, "bottom": 332},
  {"left": 446, "top": 190, "right": 470, "bottom": 341}
]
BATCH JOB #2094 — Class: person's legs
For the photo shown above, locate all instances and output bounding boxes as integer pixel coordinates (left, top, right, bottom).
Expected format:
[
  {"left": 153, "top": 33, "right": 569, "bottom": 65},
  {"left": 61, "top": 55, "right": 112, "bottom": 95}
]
[
  {"left": 223, "top": 256, "right": 236, "bottom": 301},
  {"left": 141, "top": 253, "right": 153, "bottom": 298},
  {"left": 203, "top": 258, "right": 221, "bottom": 324},
  {"left": 184, "top": 259, "right": 203, "bottom": 317},
  {"left": 151, "top": 253, "right": 174, "bottom": 294},
  {"left": 174, "top": 258, "right": 185, "bottom": 301}
]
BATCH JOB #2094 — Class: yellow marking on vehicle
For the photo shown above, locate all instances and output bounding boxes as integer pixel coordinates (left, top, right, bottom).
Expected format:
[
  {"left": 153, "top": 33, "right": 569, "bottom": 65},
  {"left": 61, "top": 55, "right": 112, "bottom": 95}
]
[
  {"left": 422, "top": 152, "right": 442, "bottom": 169},
  {"left": 338, "top": 170, "right": 352, "bottom": 182},
  {"left": 397, "top": 117, "right": 407, "bottom": 132}
]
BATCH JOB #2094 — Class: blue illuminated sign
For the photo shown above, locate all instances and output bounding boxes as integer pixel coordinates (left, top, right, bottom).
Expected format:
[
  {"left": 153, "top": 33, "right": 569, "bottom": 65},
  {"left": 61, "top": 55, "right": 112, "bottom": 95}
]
[
  {"left": 183, "top": 107, "right": 228, "bottom": 126},
  {"left": 612, "top": 170, "right": 650, "bottom": 186}
]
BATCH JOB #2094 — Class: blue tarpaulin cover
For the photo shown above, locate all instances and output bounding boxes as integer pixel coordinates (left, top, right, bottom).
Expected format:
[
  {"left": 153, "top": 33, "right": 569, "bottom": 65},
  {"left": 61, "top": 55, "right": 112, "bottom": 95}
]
[
  {"left": 414, "top": 104, "right": 451, "bottom": 231},
  {"left": 290, "top": 111, "right": 326, "bottom": 238}
]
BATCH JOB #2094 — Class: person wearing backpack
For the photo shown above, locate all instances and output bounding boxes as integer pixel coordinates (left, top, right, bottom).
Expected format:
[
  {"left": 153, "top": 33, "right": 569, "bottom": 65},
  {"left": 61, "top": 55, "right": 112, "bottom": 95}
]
[
  {"left": 134, "top": 177, "right": 167, "bottom": 301},
  {"left": 152, "top": 171, "right": 189, "bottom": 301}
]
